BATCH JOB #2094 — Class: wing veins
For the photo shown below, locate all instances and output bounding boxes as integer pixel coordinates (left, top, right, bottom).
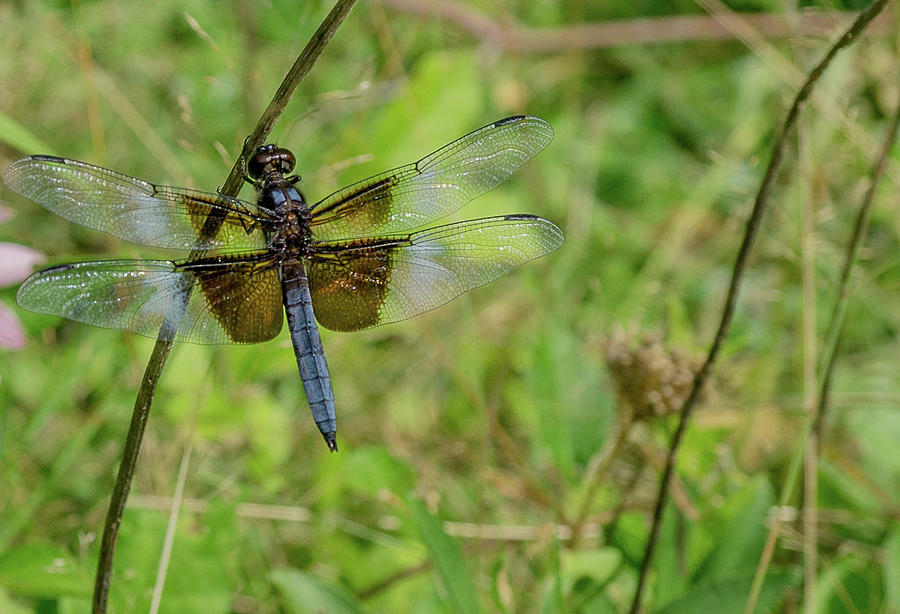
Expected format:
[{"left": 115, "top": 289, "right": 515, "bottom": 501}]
[
  {"left": 308, "top": 116, "right": 554, "bottom": 241},
  {"left": 3, "top": 156, "right": 273, "bottom": 251}
]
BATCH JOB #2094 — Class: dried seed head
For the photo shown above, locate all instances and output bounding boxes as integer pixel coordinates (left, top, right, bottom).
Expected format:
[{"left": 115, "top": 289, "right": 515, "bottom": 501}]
[{"left": 603, "top": 328, "right": 706, "bottom": 421}]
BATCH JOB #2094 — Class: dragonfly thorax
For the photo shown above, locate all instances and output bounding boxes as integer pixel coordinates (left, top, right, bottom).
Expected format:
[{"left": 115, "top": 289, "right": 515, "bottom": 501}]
[{"left": 260, "top": 179, "right": 312, "bottom": 255}]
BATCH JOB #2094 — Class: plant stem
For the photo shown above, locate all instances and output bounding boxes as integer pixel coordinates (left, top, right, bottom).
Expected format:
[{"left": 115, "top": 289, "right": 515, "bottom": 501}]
[
  {"left": 91, "top": 1, "right": 358, "bottom": 611},
  {"left": 743, "top": 93, "right": 899, "bottom": 614},
  {"left": 627, "top": 2, "right": 889, "bottom": 612}
]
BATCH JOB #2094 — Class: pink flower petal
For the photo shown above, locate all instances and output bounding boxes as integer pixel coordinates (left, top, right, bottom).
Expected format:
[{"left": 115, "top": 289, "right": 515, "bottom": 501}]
[
  {"left": 0, "top": 242, "right": 45, "bottom": 286},
  {"left": 0, "top": 301, "right": 25, "bottom": 349}
]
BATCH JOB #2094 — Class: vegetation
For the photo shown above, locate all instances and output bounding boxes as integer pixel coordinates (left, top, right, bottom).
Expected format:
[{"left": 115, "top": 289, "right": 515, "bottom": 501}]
[{"left": 0, "top": 1, "right": 897, "bottom": 612}]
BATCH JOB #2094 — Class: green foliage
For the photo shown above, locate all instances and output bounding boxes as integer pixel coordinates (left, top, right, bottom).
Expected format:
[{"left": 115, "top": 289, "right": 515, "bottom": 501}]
[
  {"left": 272, "top": 568, "right": 366, "bottom": 614},
  {"left": 655, "top": 570, "right": 798, "bottom": 614},
  {"left": 107, "top": 506, "right": 237, "bottom": 612},
  {"left": 1, "top": 0, "right": 897, "bottom": 612},
  {"left": 408, "top": 498, "right": 481, "bottom": 613},
  {"left": 0, "top": 112, "right": 55, "bottom": 157},
  {"left": 692, "top": 479, "right": 774, "bottom": 585},
  {"left": 886, "top": 528, "right": 900, "bottom": 612},
  {"left": 0, "top": 544, "right": 91, "bottom": 599}
]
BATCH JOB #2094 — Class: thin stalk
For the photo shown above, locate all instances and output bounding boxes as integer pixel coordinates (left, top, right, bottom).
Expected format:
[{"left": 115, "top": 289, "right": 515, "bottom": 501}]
[
  {"left": 627, "top": 2, "right": 889, "bottom": 612},
  {"left": 816, "top": 87, "right": 900, "bottom": 431},
  {"left": 91, "top": 1, "right": 358, "bottom": 611},
  {"left": 799, "top": 114, "right": 818, "bottom": 614},
  {"left": 744, "top": 86, "right": 900, "bottom": 614},
  {"left": 148, "top": 444, "right": 193, "bottom": 614},
  {"left": 568, "top": 401, "right": 634, "bottom": 548}
]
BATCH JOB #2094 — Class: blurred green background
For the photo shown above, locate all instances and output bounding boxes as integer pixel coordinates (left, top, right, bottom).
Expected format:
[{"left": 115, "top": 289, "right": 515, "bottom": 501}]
[{"left": 1, "top": 0, "right": 898, "bottom": 612}]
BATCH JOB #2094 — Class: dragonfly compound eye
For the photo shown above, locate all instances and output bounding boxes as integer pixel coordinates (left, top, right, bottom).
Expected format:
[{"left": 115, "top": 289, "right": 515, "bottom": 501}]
[{"left": 248, "top": 146, "right": 296, "bottom": 180}]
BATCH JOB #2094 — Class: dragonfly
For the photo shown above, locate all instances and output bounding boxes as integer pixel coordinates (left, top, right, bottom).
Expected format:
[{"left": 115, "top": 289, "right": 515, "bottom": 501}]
[{"left": 3, "top": 115, "right": 563, "bottom": 451}]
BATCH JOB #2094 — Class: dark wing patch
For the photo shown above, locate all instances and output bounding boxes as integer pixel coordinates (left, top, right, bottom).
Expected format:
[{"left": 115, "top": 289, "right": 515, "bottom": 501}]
[
  {"left": 16, "top": 255, "right": 283, "bottom": 344},
  {"left": 2, "top": 156, "right": 273, "bottom": 251},
  {"left": 187, "top": 256, "right": 284, "bottom": 343},
  {"left": 309, "top": 116, "right": 553, "bottom": 241},
  {"left": 308, "top": 215, "right": 563, "bottom": 332},
  {"left": 307, "top": 248, "right": 394, "bottom": 332}
]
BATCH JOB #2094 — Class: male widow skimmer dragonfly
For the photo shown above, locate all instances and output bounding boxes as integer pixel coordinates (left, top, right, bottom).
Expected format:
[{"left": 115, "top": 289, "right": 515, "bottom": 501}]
[{"left": 3, "top": 115, "right": 563, "bottom": 451}]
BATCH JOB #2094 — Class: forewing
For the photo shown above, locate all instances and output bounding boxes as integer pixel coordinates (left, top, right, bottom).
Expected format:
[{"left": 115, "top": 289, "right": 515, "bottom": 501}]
[
  {"left": 308, "top": 215, "right": 563, "bottom": 332},
  {"left": 309, "top": 116, "right": 553, "bottom": 240},
  {"left": 16, "top": 256, "right": 283, "bottom": 344},
  {"left": 2, "top": 156, "right": 272, "bottom": 251}
]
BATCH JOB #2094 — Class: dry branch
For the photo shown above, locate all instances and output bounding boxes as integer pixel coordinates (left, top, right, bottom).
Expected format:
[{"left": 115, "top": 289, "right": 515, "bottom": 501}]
[{"left": 375, "top": 0, "right": 892, "bottom": 51}]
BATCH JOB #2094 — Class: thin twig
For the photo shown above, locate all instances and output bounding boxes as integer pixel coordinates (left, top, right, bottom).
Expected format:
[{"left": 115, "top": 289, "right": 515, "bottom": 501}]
[
  {"left": 92, "top": 337, "right": 175, "bottom": 613},
  {"left": 744, "top": 428, "right": 807, "bottom": 613},
  {"left": 356, "top": 561, "right": 432, "bottom": 600},
  {"left": 810, "top": 86, "right": 900, "bottom": 614},
  {"left": 71, "top": 27, "right": 105, "bottom": 159},
  {"left": 798, "top": 116, "right": 819, "bottom": 614},
  {"left": 375, "top": 0, "right": 891, "bottom": 51},
  {"left": 227, "top": 0, "right": 358, "bottom": 193},
  {"left": 149, "top": 444, "right": 192, "bottom": 614},
  {"left": 698, "top": 0, "right": 900, "bottom": 195},
  {"left": 567, "top": 402, "right": 634, "bottom": 548},
  {"left": 783, "top": 80, "right": 899, "bottom": 614},
  {"left": 817, "top": 96, "right": 900, "bottom": 431},
  {"left": 127, "top": 493, "right": 619, "bottom": 541},
  {"left": 91, "top": 2, "right": 358, "bottom": 612},
  {"left": 627, "top": 2, "right": 889, "bottom": 613},
  {"left": 742, "top": 86, "right": 899, "bottom": 604}
]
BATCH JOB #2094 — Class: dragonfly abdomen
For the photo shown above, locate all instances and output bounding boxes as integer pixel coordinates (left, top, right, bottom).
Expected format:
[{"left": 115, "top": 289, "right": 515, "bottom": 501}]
[{"left": 280, "top": 260, "right": 338, "bottom": 451}]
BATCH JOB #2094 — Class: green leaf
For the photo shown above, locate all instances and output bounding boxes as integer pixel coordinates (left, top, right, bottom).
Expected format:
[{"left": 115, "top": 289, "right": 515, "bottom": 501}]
[
  {"left": 407, "top": 497, "right": 480, "bottom": 614},
  {"left": 272, "top": 568, "right": 366, "bottom": 614},
  {"left": 0, "top": 588, "right": 33, "bottom": 614},
  {"left": 819, "top": 459, "right": 883, "bottom": 514},
  {"left": 58, "top": 596, "right": 92, "bottom": 614},
  {"left": 693, "top": 478, "right": 774, "bottom": 583},
  {"left": 610, "top": 513, "right": 653, "bottom": 566},
  {"left": 559, "top": 546, "right": 621, "bottom": 614},
  {"left": 0, "top": 544, "right": 91, "bottom": 599},
  {"left": 525, "top": 322, "right": 579, "bottom": 480},
  {"left": 887, "top": 527, "right": 900, "bottom": 611},
  {"left": 560, "top": 547, "right": 620, "bottom": 590},
  {"left": 657, "top": 570, "right": 798, "bottom": 614},
  {"left": 105, "top": 506, "right": 236, "bottom": 613},
  {"left": 815, "top": 556, "right": 855, "bottom": 612},
  {"left": 0, "top": 111, "right": 55, "bottom": 155},
  {"left": 653, "top": 505, "right": 688, "bottom": 608},
  {"left": 540, "top": 539, "right": 563, "bottom": 614},
  {"left": 816, "top": 554, "right": 884, "bottom": 613},
  {"left": 341, "top": 446, "right": 415, "bottom": 497},
  {"left": 845, "top": 406, "right": 900, "bottom": 485}
]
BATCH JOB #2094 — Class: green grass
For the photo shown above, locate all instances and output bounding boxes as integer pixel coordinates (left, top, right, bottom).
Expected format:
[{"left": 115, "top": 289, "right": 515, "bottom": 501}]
[{"left": 1, "top": 1, "right": 898, "bottom": 612}]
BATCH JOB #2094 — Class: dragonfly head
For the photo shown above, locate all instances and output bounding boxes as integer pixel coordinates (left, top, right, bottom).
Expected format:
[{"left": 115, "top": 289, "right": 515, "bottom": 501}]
[{"left": 248, "top": 145, "right": 297, "bottom": 183}]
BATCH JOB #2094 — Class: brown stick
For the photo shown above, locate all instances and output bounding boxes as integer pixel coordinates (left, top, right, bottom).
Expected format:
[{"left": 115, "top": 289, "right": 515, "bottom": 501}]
[{"left": 375, "top": 0, "right": 891, "bottom": 51}]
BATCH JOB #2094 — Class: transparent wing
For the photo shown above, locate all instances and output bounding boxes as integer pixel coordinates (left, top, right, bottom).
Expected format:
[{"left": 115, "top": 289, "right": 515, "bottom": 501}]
[
  {"left": 309, "top": 116, "right": 553, "bottom": 240},
  {"left": 16, "top": 256, "right": 283, "bottom": 344},
  {"left": 3, "top": 156, "right": 272, "bottom": 251},
  {"left": 308, "top": 215, "right": 563, "bottom": 331}
]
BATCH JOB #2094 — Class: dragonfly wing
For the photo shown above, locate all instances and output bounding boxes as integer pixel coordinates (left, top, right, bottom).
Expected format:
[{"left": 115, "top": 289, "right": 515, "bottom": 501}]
[
  {"left": 308, "top": 215, "right": 563, "bottom": 331},
  {"left": 3, "top": 156, "right": 272, "bottom": 251},
  {"left": 309, "top": 116, "right": 553, "bottom": 240},
  {"left": 17, "top": 255, "right": 283, "bottom": 344}
]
